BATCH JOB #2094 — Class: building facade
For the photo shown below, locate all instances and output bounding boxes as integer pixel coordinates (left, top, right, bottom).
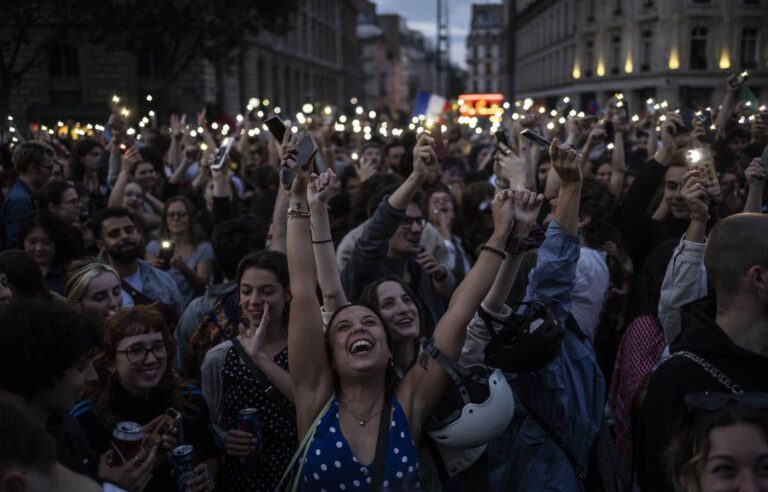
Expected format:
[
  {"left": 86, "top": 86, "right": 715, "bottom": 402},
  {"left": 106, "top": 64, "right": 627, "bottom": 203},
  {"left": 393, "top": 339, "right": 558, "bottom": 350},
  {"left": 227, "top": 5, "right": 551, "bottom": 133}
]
[
  {"left": 357, "top": 1, "right": 437, "bottom": 115},
  {"left": 512, "top": 0, "right": 768, "bottom": 112},
  {"left": 7, "top": 0, "right": 359, "bottom": 123},
  {"left": 466, "top": 4, "right": 505, "bottom": 94}
]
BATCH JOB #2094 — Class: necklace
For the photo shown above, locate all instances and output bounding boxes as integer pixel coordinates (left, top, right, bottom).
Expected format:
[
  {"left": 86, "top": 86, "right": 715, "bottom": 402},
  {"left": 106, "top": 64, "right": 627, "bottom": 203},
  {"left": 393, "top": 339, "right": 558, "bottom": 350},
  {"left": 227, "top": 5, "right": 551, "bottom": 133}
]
[{"left": 340, "top": 401, "right": 384, "bottom": 426}]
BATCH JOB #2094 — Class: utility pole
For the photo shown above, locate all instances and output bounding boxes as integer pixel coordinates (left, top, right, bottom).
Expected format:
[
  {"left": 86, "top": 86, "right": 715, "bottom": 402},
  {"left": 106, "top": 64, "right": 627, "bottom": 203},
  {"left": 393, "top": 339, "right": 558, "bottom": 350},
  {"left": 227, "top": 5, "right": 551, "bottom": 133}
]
[{"left": 436, "top": 0, "right": 449, "bottom": 96}]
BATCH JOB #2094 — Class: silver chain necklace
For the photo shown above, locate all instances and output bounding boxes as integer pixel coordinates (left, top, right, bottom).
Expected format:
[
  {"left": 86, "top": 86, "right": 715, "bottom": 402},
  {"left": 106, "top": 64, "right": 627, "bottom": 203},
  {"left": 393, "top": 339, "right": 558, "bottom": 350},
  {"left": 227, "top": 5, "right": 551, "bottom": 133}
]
[{"left": 670, "top": 351, "right": 744, "bottom": 394}]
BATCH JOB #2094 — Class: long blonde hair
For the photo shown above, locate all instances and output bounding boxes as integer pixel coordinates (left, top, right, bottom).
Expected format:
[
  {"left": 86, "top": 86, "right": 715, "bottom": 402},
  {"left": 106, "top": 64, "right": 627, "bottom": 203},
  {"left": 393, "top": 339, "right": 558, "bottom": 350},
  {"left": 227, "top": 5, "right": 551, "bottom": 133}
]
[{"left": 65, "top": 258, "right": 121, "bottom": 307}]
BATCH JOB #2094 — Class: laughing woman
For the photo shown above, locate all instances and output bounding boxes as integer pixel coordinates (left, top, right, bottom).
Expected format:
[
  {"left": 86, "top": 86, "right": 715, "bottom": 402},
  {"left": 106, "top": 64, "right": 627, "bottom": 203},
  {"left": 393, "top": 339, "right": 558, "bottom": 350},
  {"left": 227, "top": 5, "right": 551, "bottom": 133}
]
[
  {"left": 283, "top": 134, "right": 516, "bottom": 490},
  {"left": 73, "top": 305, "right": 219, "bottom": 492}
]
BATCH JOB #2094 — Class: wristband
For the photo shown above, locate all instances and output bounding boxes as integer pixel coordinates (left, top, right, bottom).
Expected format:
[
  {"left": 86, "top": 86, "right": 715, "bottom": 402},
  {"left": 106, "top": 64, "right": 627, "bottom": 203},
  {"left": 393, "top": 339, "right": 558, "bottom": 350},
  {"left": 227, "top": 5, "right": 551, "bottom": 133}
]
[
  {"left": 480, "top": 245, "right": 507, "bottom": 260},
  {"left": 311, "top": 238, "right": 333, "bottom": 244},
  {"left": 287, "top": 207, "right": 311, "bottom": 218}
]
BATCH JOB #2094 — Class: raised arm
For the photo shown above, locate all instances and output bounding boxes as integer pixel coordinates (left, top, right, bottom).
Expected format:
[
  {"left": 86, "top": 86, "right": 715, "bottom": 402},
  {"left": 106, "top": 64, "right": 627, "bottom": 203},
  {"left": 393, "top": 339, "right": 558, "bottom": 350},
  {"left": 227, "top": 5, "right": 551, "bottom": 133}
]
[
  {"left": 107, "top": 147, "right": 140, "bottom": 208},
  {"left": 399, "top": 189, "right": 516, "bottom": 430},
  {"left": 284, "top": 137, "right": 334, "bottom": 438},
  {"left": 715, "top": 74, "right": 741, "bottom": 141},
  {"left": 388, "top": 134, "right": 433, "bottom": 210},
  {"left": 744, "top": 158, "right": 766, "bottom": 213},
  {"left": 609, "top": 120, "right": 626, "bottom": 199},
  {"left": 484, "top": 187, "right": 544, "bottom": 312},
  {"left": 308, "top": 169, "right": 348, "bottom": 311}
]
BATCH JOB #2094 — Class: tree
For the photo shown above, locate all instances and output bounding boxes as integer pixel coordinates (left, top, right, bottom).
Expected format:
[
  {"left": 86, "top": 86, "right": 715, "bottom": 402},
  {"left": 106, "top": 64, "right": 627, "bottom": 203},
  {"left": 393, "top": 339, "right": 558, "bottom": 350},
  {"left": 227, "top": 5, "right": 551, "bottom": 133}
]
[{"left": 0, "top": 0, "right": 301, "bottom": 116}]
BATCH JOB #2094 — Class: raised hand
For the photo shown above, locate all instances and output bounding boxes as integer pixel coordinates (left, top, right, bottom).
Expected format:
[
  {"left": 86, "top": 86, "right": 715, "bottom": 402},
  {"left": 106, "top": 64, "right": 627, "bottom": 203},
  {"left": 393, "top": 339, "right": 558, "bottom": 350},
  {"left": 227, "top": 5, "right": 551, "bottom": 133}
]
[
  {"left": 549, "top": 137, "right": 583, "bottom": 185},
  {"left": 196, "top": 108, "right": 207, "bottom": 129},
  {"left": 745, "top": 158, "right": 766, "bottom": 187},
  {"left": 512, "top": 185, "right": 544, "bottom": 229},
  {"left": 122, "top": 147, "right": 141, "bottom": 174},
  {"left": 494, "top": 142, "right": 526, "bottom": 189},
  {"left": 354, "top": 154, "right": 378, "bottom": 182},
  {"left": 241, "top": 303, "right": 270, "bottom": 360},
  {"left": 308, "top": 169, "right": 337, "bottom": 209},
  {"left": 490, "top": 189, "right": 516, "bottom": 236},
  {"left": 412, "top": 134, "right": 437, "bottom": 180},
  {"left": 680, "top": 170, "right": 710, "bottom": 221},
  {"left": 98, "top": 445, "right": 157, "bottom": 491},
  {"left": 725, "top": 73, "right": 743, "bottom": 94}
]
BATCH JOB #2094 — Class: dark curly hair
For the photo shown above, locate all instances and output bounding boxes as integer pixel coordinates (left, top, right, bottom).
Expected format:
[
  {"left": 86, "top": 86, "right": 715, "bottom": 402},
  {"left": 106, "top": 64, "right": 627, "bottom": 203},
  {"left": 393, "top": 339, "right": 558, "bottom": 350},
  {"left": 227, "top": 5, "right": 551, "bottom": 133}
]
[
  {"left": 211, "top": 215, "right": 267, "bottom": 280},
  {"left": 68, "top": 138, "right": 104, "bottom": 182},
  {"left": 0, "top": 300, "right": 101, "bottom": 399},
  {"left": 0, "top": 250, "right": 52, "bottom": 300},
  {"left": 579, "top": 175, "right": 617, "bottom": 249}
]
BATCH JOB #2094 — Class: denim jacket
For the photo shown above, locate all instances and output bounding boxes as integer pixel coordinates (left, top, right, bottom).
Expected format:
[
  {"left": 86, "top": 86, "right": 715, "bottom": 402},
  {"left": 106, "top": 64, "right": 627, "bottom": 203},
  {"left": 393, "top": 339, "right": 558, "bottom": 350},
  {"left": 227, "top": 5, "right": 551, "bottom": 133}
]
[{"left": 464, "top": 220, "right": 606, "bottom": 491}]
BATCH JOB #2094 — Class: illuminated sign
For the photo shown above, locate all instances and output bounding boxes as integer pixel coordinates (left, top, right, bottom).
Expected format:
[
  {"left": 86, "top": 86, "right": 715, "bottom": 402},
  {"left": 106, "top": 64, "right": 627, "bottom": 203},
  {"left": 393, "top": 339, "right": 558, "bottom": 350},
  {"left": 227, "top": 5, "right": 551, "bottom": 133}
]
[{"left": 458, "top": 93, "right": 505, "bottom": 117}]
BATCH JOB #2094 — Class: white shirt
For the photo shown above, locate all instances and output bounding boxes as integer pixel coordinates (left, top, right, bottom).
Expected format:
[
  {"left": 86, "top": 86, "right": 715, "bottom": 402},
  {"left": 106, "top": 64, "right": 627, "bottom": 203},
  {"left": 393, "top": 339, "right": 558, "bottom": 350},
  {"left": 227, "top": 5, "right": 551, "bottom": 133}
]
[{"left": 571, "top": 247, "right": 610, "bottom": 341}]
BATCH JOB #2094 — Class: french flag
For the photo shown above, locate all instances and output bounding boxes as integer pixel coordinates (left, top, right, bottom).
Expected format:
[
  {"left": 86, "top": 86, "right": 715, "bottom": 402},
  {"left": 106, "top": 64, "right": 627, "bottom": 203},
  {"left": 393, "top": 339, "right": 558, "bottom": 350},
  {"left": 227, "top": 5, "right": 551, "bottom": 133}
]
[{"left": 412, "top": 90, "right": 449, "bottom": 120}]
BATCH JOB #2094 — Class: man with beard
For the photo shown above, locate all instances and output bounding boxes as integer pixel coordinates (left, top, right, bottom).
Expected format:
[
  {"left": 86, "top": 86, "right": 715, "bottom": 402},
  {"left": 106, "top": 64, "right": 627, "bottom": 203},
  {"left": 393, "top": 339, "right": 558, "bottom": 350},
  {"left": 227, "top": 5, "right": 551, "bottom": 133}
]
[{"left": 92, "top": 207, "right": 184, "bottom": 325}]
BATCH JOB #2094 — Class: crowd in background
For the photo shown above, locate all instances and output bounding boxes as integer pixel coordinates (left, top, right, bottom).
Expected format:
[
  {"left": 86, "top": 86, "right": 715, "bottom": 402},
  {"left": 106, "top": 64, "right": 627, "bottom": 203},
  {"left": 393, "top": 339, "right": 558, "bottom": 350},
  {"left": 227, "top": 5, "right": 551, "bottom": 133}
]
[{"left": 0, "top": 71, "right": 767, "bottom": 492}]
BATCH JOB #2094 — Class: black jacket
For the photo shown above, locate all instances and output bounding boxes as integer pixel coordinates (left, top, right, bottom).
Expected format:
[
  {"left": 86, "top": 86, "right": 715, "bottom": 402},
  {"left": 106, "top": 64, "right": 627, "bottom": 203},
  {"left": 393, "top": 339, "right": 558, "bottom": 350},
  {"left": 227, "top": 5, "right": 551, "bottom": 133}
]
[{"left": 636, "top": 296, "right": 768, "bottom": 492}]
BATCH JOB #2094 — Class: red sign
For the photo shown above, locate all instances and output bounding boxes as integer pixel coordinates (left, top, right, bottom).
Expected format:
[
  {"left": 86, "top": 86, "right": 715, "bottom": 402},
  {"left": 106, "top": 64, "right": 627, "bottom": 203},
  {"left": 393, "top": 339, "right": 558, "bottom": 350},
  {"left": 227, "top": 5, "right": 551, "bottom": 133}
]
[{"left": 458, "top": 93, "right": 505, "bottom": 117}]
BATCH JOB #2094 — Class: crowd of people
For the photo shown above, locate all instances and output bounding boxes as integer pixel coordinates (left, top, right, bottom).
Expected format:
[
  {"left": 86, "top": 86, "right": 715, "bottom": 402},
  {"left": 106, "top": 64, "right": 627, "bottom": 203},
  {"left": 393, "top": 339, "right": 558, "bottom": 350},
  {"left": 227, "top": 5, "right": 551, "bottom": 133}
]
[{"left": 0, "top": 71, "right": 767, "bottom": 492}]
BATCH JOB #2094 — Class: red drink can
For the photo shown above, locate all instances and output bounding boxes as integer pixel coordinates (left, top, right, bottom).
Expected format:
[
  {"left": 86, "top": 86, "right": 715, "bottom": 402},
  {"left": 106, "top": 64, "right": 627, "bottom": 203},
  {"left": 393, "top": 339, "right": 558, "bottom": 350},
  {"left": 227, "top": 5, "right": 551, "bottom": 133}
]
[{"left": 107, "top": 421, "right": 144, "bottom": 467}]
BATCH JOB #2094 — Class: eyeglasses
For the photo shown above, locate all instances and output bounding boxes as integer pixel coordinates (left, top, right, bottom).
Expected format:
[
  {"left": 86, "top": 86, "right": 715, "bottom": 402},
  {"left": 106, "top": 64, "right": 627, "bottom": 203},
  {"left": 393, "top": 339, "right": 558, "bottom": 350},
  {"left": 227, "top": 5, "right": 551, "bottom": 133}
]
[
  {"left": 167, "top": 211, "right": 188, "bottom": 220},
  {"left": 685, "top": 392, "right": 768, "bottom": 411},
  {"left": 400, "top": 216, "right": 426, "bottom": 229},
  {"left": 60, "top": 198, "right": 81, "bottom": 207},
  {"left": 116, "top": 342, "right": 168, "bottom": 365}
]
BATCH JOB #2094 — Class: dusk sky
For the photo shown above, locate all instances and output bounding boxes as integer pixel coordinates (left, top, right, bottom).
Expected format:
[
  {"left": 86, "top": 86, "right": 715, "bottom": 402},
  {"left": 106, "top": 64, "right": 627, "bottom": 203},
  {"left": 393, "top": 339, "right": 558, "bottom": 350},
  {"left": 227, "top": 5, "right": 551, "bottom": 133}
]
[{"left": 372, "top": 0, "right": 503, "bottom": 70}]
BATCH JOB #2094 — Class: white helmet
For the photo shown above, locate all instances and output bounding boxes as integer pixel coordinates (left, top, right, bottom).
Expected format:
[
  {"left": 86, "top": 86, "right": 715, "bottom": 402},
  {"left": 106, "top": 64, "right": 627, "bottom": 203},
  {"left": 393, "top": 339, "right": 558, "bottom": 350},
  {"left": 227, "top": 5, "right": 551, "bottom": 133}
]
[{"left": 420, "top": 339, "right": 515, "bottom": 448}]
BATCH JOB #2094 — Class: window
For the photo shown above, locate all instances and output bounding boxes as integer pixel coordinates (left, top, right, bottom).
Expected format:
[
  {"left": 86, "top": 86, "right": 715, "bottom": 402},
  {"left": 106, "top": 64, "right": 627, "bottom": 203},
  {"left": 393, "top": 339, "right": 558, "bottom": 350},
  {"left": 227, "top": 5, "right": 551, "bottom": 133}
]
[
  {"left": 740, "top": 28, "right": 757, "bottom": 69},
  {"left": 611, "top": 34, "right": 621, "bottom": 74},
  {"left": 138, "top": 48, "right": 167, "bottom": 78},
  {"left": 49, "top": 44, "right": 79, "bottom": 77},
  {"left": 587, "top": 0, "right": 595, "bottom": 21},
  {"left": 585, "top": 40, "right": 594, "bottom": 77},
  {"left": 690, "top": 27, "right": 708, "bottom": 69},
  {"left": 485, "top": 62, "right": 492, "bottom": 76},
  {"left": 641, "top": 30, "right": 653, "bottom": 71},
  {"left": 614, "top": 0, "right": 622, "bottom": 14}
]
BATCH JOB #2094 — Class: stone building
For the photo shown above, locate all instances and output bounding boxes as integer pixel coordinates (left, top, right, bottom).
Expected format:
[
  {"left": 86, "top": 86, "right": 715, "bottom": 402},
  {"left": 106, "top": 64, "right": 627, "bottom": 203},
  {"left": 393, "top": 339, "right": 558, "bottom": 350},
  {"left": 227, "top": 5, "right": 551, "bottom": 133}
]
[
  {"left": 512, "top": 0, "right": 768, "bottom": 111},
  {"left": 6, "top": 0, "right": 359, "bottom": 123},
  {"left": 357, "top": 0, "right": 438, "bottom": 114},
  {"left": 466, "top": 4, "right": 505, "bottom": 94}
]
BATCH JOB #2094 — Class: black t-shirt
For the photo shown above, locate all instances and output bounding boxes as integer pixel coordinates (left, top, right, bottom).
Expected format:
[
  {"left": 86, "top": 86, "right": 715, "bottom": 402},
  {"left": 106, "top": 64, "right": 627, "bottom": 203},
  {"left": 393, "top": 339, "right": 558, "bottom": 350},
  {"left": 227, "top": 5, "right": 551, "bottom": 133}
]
[
  {"left": 48, "top": 413, "right": 99, "bottom": 476},
  {"left": 72, "top": 383, "right": 219, "bottom": 492}
]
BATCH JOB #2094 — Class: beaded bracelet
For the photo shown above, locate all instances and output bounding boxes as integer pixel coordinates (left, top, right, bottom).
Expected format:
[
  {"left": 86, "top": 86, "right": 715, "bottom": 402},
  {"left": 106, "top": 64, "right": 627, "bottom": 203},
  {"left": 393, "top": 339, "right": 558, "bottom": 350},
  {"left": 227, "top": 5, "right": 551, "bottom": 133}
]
[
  {"left": 287, "top": 207, "right": 311, "bottom": 218},
  {"left": 480, "top": 244, "right": 507, "bottom": 260}
]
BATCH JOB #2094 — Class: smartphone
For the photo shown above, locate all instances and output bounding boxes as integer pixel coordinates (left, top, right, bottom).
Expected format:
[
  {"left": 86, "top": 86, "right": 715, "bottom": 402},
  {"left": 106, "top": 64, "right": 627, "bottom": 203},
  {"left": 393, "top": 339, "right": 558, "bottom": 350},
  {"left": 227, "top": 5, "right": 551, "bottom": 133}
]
[
  {"left": 676, "top": 107, "right": 694, "bottom": 132},
  {"left": 736, "top": 70, "right": 749, "bottom": 85},
  {"left": 211, "top": 137, "right": 235, "bottom": 170},
  {"left": 264, "top": 116, "right": 287, "bottom": 143},
  {"left": 646, "top": 99, "right": 657, "bottom": 116},
  {"left": 143, "top": 408, "right": 181, "bottom": 450},
  {"left": 761, "top": 144, "right": 768, "bottom": 176},
  {"left": 520, "top": 129, "right": 552, "bottom": 150},
  {"left": 432, "top": 124, "right": 445, "bottom": 161},
  {"left": 496, "top": 129, "right": 510, "bottom": 150},
  {"left": 158, "top": 240, "right": 175, "bottom": 270},
  {"left": 293, "top": 134, "right": 318, "bottom": 170},
  {"left": 696, "top": 110, "right": 712, "bottom": 128},
  {"left": 604, "top": 120, "right": 615, "bottom": 143},
  {"left": 686, "top": 148, "right": 720, "bottom": 196}
]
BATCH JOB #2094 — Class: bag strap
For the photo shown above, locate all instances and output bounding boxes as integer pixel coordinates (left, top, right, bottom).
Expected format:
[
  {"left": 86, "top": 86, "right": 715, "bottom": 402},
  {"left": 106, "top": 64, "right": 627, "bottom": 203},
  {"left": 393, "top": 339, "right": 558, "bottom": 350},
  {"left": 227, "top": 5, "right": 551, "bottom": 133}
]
[
  {"left": 370, "top": 390, "right": 393, "bottom": 492},
  {"left": 670, "top": 351, "right": 744, "bottom": 394},
  {"left": 230, "top": 338, "right": 297, "bottom": 419},
  {"left": 121, "top": 279, "right": 179, "bottom": 328},
  {"left": 277, "top": 396, "right": 334, "bottom": 492},
  {"left": 519, "top": 399, "right": 588, "bottom": 485}
]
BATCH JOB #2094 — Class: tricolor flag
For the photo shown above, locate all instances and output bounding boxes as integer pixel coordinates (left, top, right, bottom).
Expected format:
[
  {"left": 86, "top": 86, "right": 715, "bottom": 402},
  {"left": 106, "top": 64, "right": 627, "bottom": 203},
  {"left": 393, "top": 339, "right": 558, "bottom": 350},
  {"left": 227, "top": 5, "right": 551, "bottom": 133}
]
[{"left": 412, "top": 90, "right": 449, "bottom": 121}]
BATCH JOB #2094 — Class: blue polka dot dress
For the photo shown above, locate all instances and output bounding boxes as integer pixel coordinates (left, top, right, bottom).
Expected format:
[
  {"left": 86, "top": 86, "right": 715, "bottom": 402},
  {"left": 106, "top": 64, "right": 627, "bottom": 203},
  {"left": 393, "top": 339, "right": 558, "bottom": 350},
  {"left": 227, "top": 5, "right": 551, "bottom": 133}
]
[{"left": 298, "top": 394, "right": 421, "bottom": 491}]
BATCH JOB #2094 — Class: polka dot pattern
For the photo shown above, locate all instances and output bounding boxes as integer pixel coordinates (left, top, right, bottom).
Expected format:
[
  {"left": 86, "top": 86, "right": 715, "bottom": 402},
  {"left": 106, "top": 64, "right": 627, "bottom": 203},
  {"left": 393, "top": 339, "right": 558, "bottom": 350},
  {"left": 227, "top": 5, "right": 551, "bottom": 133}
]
[
  {"left": 297, "top": 394, "right": 421, "bottom": 490},
  {"left": 219, "top": 346, "right": 297, "bottom": 491}
]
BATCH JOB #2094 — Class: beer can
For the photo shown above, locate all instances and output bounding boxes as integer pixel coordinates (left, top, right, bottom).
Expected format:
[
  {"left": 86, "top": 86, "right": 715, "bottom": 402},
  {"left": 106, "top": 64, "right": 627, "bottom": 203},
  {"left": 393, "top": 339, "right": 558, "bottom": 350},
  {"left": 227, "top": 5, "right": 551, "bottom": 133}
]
[
  {"left": 238, "top": 408, "right": 261, "bottom": 468},
  {"left": 107, "top": 421, "right": 144, "bottom": 467},
  {"left": 171, "top": 444, "right": 197, "bottom": 491}
]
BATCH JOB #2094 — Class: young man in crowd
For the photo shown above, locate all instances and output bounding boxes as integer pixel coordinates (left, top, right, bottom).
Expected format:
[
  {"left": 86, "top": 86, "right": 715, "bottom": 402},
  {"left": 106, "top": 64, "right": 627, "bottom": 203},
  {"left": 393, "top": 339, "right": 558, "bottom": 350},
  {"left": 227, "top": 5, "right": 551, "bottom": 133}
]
[
  {"left": 1, "top": 141, "right": 55, "bottom": 249},
  {"left": 92, "top": 207, "right": 184, "bottom": 324},
  {"left": 637, "top": 210, "right": 768, "bottom": 492},
  {"left": 341, "top": 135, "right": 455, "bottom": 331}
]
